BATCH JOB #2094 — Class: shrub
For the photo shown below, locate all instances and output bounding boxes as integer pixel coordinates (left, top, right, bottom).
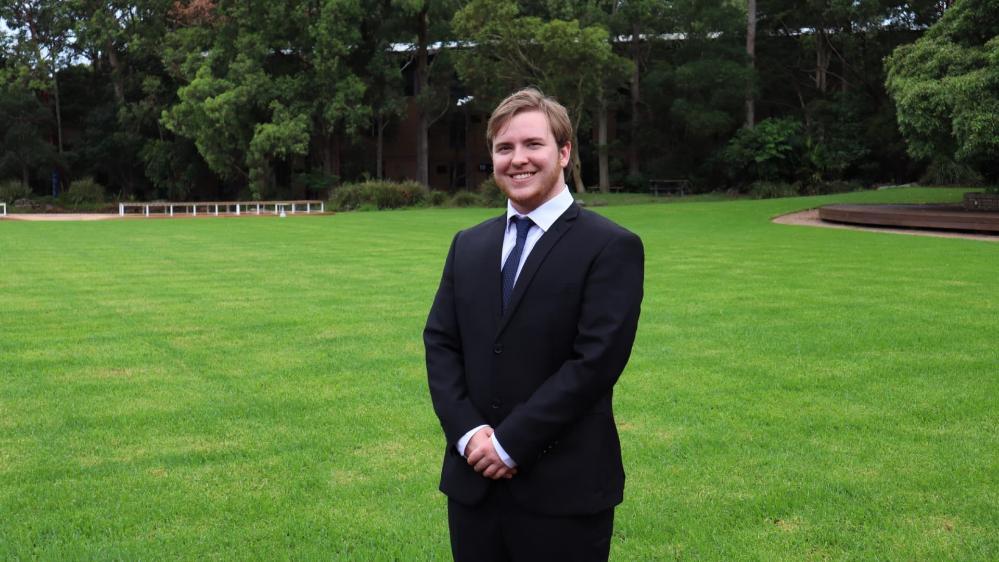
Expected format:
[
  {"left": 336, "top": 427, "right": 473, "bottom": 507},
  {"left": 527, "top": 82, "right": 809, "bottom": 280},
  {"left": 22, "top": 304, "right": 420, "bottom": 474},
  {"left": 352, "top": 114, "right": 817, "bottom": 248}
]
[
  {"left": 63, "top": 177, "right": 106, "bottom": 205},
  {"left": 920, "top": 158, "right": 983, "bottom": 186},
  {"left": 623, "top": 172, "right": 646, "bottom": 192},
  {"left": 427, "top": 190, "right": 449, "bottom": 206},
  {"left": 477, "top": 177, "right": 507, "bottom": 207},
  {"left": 0, "top": 180, "right": 32, "bottom": 204},
  {"left": 449, "top": 191, "right": 482, "bottom": 207},
  {"left": 748, "top": 181, "right": 799, "bottom": 199},
  {"left": 805, "top": 180, "right": 861, "bottom": 195},
  {"left": 330, "top": 180, "right": 428, "bottom": 211},
  {"left": 719, "top": 117, "right": 804, "bottom": 188}
]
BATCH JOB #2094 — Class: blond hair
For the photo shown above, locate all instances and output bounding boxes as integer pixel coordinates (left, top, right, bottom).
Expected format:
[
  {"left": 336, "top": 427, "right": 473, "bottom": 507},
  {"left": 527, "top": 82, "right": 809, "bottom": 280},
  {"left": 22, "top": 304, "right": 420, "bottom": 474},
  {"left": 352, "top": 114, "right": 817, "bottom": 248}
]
[{"left": 486, "top": 88, "right": 572, "bottom": 150}]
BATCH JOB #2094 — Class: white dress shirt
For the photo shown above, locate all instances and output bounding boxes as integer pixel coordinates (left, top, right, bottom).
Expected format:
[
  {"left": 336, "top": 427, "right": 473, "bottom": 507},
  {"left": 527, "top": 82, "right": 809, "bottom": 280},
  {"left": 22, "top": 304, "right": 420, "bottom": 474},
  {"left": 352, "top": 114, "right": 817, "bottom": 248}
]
[{"left": 456, "top": 186, "right": 575, "bottom": 467}]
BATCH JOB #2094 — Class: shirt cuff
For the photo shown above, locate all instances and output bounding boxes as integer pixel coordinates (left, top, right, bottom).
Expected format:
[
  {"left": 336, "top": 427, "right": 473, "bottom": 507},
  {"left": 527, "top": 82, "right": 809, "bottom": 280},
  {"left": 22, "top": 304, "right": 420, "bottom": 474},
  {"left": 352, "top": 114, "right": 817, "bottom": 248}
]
[
  {"left": 456, "top": 424, "right": 490, "bottom": 458},
  {"left": 491, "top": 433, "right": 517, "bottom": 468}
]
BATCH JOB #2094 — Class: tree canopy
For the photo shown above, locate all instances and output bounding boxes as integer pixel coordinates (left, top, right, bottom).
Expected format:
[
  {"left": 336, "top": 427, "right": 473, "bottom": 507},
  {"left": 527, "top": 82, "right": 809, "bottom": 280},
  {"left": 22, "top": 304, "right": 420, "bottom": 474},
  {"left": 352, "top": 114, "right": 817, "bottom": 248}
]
[
  {"left": 0, "top": 0, "right": 971, "bottom": 201},
  {"left": 886, "top": 0, "right": 999, "bottom": 185},
  {"left": 453, "top": 0, "right": 631, "bottom": 192}
]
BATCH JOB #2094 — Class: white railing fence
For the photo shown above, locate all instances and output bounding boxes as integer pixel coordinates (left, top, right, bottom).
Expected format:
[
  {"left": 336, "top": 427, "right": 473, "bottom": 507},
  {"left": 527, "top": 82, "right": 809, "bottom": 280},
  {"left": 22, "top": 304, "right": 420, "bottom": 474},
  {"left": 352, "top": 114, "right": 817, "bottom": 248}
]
[
  {"left": 119, "top": 200, "right": 324, "bottom": 218},
  {"left": 0, "top": 202, "right": 6, "bottom": 216}
]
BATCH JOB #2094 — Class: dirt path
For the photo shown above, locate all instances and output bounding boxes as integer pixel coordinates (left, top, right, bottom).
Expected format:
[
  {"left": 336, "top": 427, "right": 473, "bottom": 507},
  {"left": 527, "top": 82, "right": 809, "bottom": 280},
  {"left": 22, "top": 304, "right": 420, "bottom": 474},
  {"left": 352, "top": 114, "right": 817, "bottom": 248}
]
[
  {"left": 773, "top": 208, "right": 998, "bottom": 242},
  {"left": 2, "top": 213, "right": 119, "bottom": 221}
]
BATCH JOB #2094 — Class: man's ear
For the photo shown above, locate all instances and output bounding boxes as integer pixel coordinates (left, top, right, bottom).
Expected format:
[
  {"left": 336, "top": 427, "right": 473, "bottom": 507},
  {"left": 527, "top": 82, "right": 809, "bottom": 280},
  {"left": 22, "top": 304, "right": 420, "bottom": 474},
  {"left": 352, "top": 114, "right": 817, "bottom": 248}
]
[{"left": 559, "top": 142, "right": 572, "bottom": 168}]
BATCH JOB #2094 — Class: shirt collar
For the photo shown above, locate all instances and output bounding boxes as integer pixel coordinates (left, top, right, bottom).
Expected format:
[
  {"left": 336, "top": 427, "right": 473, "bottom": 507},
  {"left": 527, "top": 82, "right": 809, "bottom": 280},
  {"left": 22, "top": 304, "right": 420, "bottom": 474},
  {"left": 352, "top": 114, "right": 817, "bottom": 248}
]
[{"left": 505, "top": 185, "right": 573, "bottom": 233}]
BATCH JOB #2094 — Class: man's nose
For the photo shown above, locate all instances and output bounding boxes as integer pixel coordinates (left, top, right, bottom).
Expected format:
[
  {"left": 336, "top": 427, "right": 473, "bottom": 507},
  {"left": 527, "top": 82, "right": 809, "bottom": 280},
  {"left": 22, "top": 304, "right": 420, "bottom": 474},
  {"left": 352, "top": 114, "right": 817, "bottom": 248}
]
[{"left": 511, "top": 145, "right": 528, "bottom": 164}]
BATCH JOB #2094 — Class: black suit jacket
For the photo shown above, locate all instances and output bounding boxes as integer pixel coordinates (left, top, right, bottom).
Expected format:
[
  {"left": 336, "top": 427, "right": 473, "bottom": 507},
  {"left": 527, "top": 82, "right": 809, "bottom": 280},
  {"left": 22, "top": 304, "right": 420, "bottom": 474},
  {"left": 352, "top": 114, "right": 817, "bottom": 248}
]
[{"left": 425, "top": 203, "right": 644, "bottom": 516}]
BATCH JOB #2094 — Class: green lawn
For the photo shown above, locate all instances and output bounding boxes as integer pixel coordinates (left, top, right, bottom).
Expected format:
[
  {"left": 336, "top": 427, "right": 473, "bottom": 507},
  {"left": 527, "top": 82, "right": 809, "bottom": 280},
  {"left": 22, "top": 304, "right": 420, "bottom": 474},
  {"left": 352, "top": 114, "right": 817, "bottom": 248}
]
[{"left": 1, "top": 188, "right": 995, "bottom": 560}]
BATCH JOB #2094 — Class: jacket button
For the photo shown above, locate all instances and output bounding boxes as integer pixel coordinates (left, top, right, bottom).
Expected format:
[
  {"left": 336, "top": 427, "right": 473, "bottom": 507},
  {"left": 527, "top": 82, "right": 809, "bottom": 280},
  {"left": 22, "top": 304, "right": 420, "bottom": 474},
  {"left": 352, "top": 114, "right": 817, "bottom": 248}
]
[
  {"left": 493, "top": 344, "right": 503, "bottom": 354},
  {"left": 490, "top": 400, "right": 501, "bottom": 409}
]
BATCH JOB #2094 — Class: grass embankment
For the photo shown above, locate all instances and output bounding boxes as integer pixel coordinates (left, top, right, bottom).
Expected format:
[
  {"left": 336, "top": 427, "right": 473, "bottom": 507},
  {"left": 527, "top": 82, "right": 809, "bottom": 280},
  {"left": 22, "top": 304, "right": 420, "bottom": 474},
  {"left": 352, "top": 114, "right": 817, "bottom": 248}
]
[{"left": 0, "top": 187, "right": 995, "bottom": 559}]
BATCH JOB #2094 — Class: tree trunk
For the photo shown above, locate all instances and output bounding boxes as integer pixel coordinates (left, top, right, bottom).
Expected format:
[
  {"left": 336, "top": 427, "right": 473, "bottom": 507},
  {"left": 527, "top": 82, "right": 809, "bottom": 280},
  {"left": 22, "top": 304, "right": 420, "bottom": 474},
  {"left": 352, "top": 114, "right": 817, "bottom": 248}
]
[
  {"left": 415, "top": 6, "right": 430, "bottom": 187},
  {"left": 52, "top": 64, "right": 63, "bottom": 155},
  {"left": 745, "top": 0, "right": 756, "bottom": 128},
  {"left": 22, "top": 164, "right": 30, "bottom": 188},
  {"left": 319, "top": 132, "right": 341, "bottom": 182},
  {"left": 105, "top": 38, "right": 125, "bottom": 104},
  {"left": 597, "top": 98, "right": 609, "bottom": 193},
  {"left": 464, "top": 108, "right": 473, "bottom": 189},
  {"left": 376, "top": 114, "right": 385, "bottom": 179},
  {"left": 628, "top": 22, "right": 641, "bottom": 176},
  {"left": 570, "top": 132, "right": 585, "bottom": 193},
  {"left": 793, "top": 79, "right": 812, "bottom": 130},
  {"left": 320, "top": 134, "right": 333, "bottom": 175},
  {"left": 815, "top": 29, "right": 830, "bottom": 93},
  {"left": 331, "top": 131, "right": 342, "bottom": 181}
]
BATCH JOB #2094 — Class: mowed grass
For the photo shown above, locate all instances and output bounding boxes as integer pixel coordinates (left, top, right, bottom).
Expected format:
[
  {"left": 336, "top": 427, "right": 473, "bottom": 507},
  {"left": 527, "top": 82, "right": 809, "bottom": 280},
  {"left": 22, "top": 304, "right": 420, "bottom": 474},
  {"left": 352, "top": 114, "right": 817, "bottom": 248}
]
[{"left": 0, "top": 188, "right": 995, "bottom": 560}]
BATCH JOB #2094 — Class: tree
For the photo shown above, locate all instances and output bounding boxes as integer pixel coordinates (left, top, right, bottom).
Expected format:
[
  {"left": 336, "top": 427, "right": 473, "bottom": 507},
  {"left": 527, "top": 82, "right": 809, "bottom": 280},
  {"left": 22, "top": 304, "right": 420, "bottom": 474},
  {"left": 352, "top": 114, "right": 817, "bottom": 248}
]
[
  {"left": 1, "top": 0, "right": 78, "bottom": 191},
  {"left": 639, "top": 0, "right": 748, "bottom": 184},
  {"left": 757, "top": 0, "right": 946, "bottom": 111},
  {"left": 390, "top": 0, "right": 459, "bottom": 187},
  {"left": 453, "top": 0, "right": 630, "bottom": 193},
  {"left": 352, "top": 0, "right": 407, "bottom": 180},
  {"left": 886, "top": 0, "right": 999, "bottom": 184},
  {"left": 57, "top": 1, "right": 172, "bottom": 198},
  {"left": 73, "top": 0, "right": 172, "bottom": 105},
  {"left": 749, "top": 0, "right": 946, "bottom": 184},
  {"left": 608, "top": 0, "right": 665, "bottom": 180},
  {"left": 161, "top": 0, "right": 369, "bottom": 198},
  {"left": 0, "top": 83, "right": 59, "bottom": 187},
  {"left": 746, "top": 0, "right": 756, "bottom": 128}
]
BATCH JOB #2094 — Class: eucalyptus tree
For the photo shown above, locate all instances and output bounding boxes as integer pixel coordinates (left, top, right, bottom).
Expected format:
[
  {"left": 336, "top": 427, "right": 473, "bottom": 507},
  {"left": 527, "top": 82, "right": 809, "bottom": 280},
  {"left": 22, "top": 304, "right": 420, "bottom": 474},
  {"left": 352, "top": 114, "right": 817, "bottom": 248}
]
[
  {"left": 72, "top": 0, "right": 172, "bottom": 104},
  {"left": 757, "top": 0, "right": 946, "bottom": 109},
  {"left": 521, "top": 0, "right": 640, "bottom": 192},
  {"left": 453, "top": 0, "right": 630, "bottom": 193},
  {"left": 1, "top": 0, "right": 77, "bottom": 165},
  {"left": 64, "top": 0, "right": 179, "bottom": 197},
  {"left": 352, "top": 0, "right": 407, "bottom": 180},
  {"left": 391, "top": 0, "right": 460, "bottom": 187},
  {"left": 754, "top": 0, "right": 948, "bottom": 183},
  {"left": 608, "top": 0, "right": 667, "bottom": 179}
]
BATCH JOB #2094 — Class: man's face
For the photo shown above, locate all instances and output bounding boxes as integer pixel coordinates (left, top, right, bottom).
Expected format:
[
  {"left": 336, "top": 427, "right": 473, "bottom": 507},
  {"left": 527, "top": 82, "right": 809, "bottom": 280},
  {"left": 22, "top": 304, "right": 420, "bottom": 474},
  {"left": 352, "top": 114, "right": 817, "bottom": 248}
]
[{"left": 491, "top": 110, "right": 571, "bottom": 214}]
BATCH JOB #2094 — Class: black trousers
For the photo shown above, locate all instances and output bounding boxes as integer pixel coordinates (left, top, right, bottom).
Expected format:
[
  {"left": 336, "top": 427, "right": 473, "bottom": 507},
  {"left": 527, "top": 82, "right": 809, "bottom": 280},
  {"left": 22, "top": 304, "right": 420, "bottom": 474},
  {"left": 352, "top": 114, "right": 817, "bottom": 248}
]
[{"left": 447, "top": 481, "right": 614, "bottom": 562}]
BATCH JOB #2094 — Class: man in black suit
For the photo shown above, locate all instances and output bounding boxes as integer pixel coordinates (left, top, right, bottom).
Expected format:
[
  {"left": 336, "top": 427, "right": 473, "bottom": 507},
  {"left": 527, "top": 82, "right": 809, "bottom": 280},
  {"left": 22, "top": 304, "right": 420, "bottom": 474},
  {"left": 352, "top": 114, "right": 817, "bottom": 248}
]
[{"left": 425, "top": 88, "right": 644, "bottom": 561}]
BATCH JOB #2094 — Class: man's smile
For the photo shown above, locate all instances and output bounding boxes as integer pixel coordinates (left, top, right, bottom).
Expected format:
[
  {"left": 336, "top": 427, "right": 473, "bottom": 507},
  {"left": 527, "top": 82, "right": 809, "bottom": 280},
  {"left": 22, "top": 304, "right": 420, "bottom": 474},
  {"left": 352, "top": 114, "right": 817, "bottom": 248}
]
[{"left": 511, "top": 172, "right": 536, "bottom": 180}]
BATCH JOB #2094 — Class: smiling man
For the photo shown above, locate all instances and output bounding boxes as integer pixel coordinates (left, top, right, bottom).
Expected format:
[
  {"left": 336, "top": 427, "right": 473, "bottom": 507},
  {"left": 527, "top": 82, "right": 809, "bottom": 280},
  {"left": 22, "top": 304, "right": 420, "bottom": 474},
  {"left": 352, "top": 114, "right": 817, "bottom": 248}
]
[{"left": 425, "top": 88, "right": 644, "bottom": 561}]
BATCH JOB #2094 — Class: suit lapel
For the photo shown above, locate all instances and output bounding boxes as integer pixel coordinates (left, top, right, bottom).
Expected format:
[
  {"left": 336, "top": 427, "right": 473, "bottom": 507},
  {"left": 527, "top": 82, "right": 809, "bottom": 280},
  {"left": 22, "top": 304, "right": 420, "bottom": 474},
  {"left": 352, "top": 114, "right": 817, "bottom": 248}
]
[{"left": 496, "top": 204, "right": 580, "bottom": 336}]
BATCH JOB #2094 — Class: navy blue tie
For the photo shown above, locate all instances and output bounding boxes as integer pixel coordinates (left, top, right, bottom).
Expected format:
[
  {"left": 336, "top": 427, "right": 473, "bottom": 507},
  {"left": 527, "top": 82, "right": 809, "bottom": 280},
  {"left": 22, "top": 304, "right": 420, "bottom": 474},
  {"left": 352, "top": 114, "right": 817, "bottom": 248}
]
[{"left": 502, "top": 216, "right": 533, "bottom": 312}]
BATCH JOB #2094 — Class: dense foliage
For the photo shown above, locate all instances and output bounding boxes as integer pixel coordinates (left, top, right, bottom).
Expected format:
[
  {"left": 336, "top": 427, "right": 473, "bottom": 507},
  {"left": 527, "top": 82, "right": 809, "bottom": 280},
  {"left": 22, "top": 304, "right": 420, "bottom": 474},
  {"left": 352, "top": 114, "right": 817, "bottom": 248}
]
[
  {"left": 886, "top": 0, "right": 999, "bottom": 188},
  {"left": 0, "top": 0, "right": 972, "bottom": 201}
]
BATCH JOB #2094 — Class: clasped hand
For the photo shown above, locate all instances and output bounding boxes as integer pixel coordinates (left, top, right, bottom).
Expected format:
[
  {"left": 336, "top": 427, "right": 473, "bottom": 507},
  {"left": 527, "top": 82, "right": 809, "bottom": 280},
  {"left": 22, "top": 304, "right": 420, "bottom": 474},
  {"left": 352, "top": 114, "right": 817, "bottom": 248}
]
[{"left": 465, "top": 426, "right": 517, "bottom": 480}]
